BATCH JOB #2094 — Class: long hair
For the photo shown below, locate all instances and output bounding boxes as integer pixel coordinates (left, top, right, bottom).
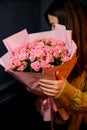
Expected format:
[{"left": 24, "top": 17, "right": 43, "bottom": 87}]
[{"left": 45, "top": 0, "right": 87, "bottom": 74}]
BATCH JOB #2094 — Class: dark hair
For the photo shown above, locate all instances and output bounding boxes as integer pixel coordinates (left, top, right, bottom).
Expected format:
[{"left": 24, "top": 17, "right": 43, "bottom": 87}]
[{"left": 45, "top": 0, "right": 87, "bottom": 74}]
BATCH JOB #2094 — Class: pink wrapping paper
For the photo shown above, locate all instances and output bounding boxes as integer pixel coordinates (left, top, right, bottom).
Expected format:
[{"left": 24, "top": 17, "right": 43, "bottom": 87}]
[
  {"left": 0, "top": 24, "right": 77, "bottom": 121},
  {"left": 3, "top": 29, "right": 29, "bottom": 52}
]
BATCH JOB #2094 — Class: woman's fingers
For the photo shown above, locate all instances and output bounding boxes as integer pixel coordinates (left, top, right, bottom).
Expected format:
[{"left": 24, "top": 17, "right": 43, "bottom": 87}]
[
  {"left": 39, "top": 79, "right": 57, "bottom": 85},
  {"left": 56, "top": 71, "right": 64, "bottom": 80},
  {"left": 42, "top": 91, "right": 56, "bottom": 96},
  {"left": 38, "top": 80, "right": 63, "bottom": 96},
  {"left": 38, "top": 78, "right": 65, "bottom": 96},
  {"left": 38, "top": 79, "right": 59, "bottom": 90},
  {"left": 40, "top": 86, "right": 59, "bottom": 96}
]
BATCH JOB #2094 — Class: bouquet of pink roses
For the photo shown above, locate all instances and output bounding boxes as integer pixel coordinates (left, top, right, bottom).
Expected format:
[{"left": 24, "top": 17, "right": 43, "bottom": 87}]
[
  {"left": 0, "top": 24, "right": 77, "bottom": 121},
  {"left": 7, "top": 38, "right": 70, "bottom": 72}
]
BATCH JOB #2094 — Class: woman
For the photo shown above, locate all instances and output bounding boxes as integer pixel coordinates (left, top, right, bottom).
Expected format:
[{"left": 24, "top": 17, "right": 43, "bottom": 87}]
[{"left": 38, "top": 0, "right": 87, "bottom": 130}]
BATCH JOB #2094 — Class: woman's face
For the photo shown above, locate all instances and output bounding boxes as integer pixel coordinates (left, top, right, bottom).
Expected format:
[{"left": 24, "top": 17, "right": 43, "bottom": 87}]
[{"left": 48, "top": 14, "right": 59, "bottom": 30}]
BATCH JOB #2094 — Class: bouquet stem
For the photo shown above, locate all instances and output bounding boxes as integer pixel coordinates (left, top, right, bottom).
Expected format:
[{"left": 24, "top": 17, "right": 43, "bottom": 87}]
[{"left": 51, "top": 108, "right": 54, "bottom": 130}]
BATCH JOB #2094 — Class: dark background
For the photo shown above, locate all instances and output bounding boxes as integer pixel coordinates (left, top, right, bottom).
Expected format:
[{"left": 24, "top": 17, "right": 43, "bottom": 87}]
[{"left": 0, "top": 0, "right": 87, "bottom": 129}]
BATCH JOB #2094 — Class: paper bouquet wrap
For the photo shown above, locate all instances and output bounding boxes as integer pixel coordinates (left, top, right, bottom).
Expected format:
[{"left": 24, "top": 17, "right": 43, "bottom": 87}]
[{"left": 0, "top": 24, "right": 77, "bottom": 121}]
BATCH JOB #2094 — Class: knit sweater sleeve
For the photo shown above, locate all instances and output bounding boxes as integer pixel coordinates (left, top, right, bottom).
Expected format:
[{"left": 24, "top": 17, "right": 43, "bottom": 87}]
[{"left": 54, "top": 71, "right": 87, "bottom": 112}]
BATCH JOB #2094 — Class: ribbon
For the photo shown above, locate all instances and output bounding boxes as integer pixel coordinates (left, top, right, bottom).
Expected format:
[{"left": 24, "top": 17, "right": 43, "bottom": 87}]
[{"left": 40, "top": 97, "right": 70, "bottom": 121}]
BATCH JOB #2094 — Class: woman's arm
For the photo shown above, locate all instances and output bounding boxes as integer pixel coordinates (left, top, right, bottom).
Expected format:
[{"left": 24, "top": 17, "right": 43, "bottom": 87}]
[
  {"left": 55, "top": 79, "right": 87, "bottom": 112},
  {"left": 38, "top": 71, "right": 87, "bottom": 112}
]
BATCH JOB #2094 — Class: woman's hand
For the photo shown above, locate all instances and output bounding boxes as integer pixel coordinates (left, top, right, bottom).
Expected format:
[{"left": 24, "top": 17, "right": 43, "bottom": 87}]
[{"left": 38, "top": 71, "right": 65, "bottom": 97}]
